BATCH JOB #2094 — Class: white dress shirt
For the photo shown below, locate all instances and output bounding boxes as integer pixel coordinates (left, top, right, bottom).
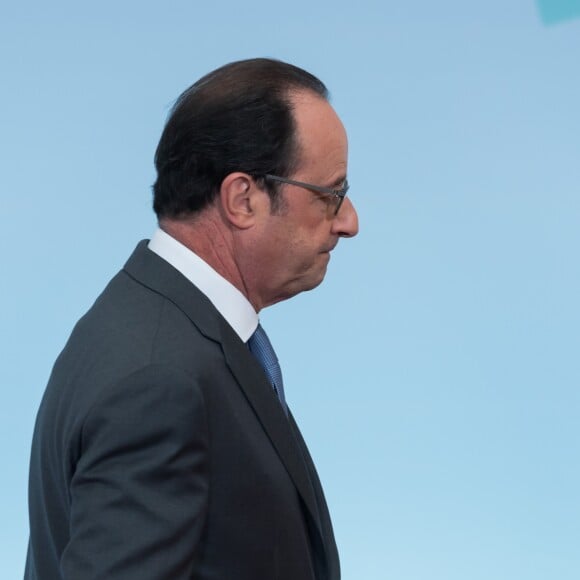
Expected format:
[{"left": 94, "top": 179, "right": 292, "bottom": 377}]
[{"left": 148, "top": 228, "right": 258, "bottom": 342}]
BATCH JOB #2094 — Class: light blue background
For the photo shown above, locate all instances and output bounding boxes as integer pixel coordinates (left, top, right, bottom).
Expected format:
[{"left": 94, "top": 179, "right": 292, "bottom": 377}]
[{"left": 1, "top": 1, "right": 578, "bottom": 578}]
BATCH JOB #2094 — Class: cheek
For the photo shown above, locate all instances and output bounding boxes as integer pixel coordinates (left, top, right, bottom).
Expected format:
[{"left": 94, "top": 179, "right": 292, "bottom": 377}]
[
  {"left": 288, "top": 236, "right": 326, "bottom": 273},
  {"left": 266, "top": 213, "right": 330, "bottom": 272}
]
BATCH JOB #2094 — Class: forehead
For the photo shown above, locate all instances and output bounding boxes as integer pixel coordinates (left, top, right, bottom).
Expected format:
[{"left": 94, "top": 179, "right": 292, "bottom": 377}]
[{"left": 290, "top": 91, "right": 348, "bottom": 177}]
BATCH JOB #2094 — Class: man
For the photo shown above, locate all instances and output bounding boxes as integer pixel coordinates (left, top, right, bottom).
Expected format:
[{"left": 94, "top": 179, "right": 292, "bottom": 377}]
[{"left": 25, "top": 58, "right": 358, "bottom": 580}]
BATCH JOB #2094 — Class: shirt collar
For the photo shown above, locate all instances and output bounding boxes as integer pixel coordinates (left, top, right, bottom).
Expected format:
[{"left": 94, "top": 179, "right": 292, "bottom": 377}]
[{"left": 148, "top": 228, "right": 258, "bottom": 342}]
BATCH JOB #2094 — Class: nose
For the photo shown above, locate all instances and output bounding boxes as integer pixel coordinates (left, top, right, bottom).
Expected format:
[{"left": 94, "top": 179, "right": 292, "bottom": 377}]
[{"left": 332, "top": 197, "right": 359, "bottom": 238}]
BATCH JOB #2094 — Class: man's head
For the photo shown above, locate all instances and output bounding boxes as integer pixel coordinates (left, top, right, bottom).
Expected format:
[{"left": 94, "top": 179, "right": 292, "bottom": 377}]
[
  {"left": 234, "top": 89, "right": 358, "bottom": 306},
  {"left": 153, "top": 58, "right": 328, "bottom": 217},
  {"left": 153, "top": 58, "right": 358, "bottom": 310}
]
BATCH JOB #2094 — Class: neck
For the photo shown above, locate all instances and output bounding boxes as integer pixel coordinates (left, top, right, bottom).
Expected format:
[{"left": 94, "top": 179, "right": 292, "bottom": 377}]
[{"left": 159, "top": 211, "right": 263, "bottom": 312}]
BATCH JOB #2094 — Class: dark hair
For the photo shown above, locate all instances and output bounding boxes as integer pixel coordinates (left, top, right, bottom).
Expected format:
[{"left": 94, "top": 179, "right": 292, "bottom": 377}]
[{"left": 152, "top": 58, "right": 329, "bottom": 218}]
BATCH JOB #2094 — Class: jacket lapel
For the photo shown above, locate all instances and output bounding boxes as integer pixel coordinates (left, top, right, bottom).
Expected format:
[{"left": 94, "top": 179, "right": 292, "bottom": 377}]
[
  {"left": 288, "top": 412, "right": 340, "bottom": 580},
  {"left": 123, "top": 241, "right": 326, "bottom": 550},
  {"left": 219, "top": 327, "right": 324, "bottom": 535}
]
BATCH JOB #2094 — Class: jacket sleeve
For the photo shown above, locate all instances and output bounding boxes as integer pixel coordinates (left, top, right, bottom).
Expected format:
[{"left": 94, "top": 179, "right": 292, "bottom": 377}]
[{"left": 61, "top": 364, "right": 209, "bottom": 579}]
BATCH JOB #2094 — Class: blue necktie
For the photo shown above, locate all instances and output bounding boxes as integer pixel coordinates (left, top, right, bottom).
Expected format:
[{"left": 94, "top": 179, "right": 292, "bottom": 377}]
[{"left": 248, "top": 324, "right": 288, "bottom": 415}]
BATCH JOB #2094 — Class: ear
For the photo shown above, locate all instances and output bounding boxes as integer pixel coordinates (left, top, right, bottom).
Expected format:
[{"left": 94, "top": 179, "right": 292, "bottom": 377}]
[{"left": 218, "top": 172, "right": 268, "bottom": 229}]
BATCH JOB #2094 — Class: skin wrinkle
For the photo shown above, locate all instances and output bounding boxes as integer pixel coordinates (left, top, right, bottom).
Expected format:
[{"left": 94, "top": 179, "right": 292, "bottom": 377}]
[{"left": 160, "top": 213, "right": 248, "bottom": 299}]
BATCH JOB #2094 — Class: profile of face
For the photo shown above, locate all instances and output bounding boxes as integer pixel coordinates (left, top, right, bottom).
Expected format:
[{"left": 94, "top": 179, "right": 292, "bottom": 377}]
[{"left": 251, "top": 90, "right": 359, "bottom": 308}]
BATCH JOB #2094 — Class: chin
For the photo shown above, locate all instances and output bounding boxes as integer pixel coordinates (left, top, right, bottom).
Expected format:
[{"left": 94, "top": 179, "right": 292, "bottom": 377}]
[
  {"left": 302, "top": 265, "right": 328, "bottom": 293},
  {"left": 270, "top": 261, "right": 330, "bottom": 305}
]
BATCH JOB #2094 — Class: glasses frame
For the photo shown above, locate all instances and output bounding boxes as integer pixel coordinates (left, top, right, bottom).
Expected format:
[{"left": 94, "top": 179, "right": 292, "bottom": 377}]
[{"left": 263, "top": 174, "right": 349, "bottom": 215}]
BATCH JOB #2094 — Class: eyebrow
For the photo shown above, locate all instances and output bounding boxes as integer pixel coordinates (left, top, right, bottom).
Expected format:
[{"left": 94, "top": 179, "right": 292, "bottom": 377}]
[{"left": 328, "top": 175, "right": 347, "bottom": 189}]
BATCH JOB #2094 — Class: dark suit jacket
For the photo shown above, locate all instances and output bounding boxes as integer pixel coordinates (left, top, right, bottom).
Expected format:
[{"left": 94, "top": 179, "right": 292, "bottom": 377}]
[{"left": 25, "top": 241, "right": 340, "bottom": 580}]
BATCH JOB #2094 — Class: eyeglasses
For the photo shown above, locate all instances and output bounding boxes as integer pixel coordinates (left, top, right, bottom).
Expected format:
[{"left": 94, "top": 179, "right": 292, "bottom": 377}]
[{"left": 263, "top": 174, "right": 349, "bottom": 215}]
